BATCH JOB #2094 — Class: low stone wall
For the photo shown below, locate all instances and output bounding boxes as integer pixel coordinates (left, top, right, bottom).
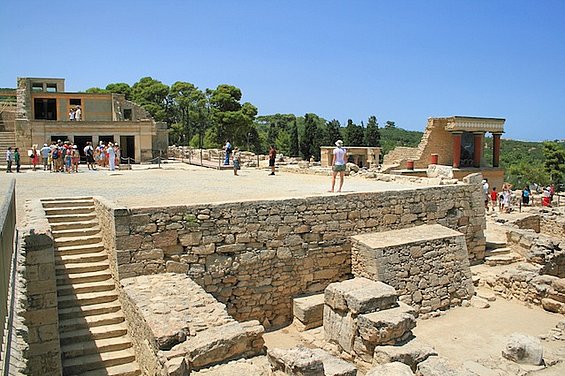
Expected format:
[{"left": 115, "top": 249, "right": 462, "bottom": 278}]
[
  {"left": 351, "top": 224, "right": 474, "bottom": 313},
  {"left": 538, "top": 208, "right": 565, "bottom": 239},
  {"left": 97, "top": 183, "right": 485, "bottom": 327},
  {"left": 507, "top": 228, "right": 565, "bottom": 278},
  {"left": 16, "top": 200, "right": 62, "bottom": 376},
  {"left": 508, "top": 213, "right": 540, "bottom": 233}
]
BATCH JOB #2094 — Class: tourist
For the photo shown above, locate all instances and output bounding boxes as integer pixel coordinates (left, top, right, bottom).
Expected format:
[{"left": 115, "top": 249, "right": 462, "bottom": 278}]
[
  {"left": 40, "top": 143, "right": 50, "bottom": 171},
  {"left": 84, "top": 141, "right": 95, "bottom": 170},
  {"left": 114, "top": 144, "right": 121, "bottom": 168},
  {"left": 5, "top": 147, "right": 13, "bottom": 173},
  {"left": 64, "top": 148, "right": 72, "bottom": 173},
  {"left": 107, "top": 142, "right": 116, "bottom": 171},
  {"left": 502, "top": 185, "right": 512, "bottom": 213},
  {"left": 490, "top": 187, "right": 498, "bottom": 211},
  {"left": 14, "top": 148, "right": 21, "bottom": 173},
  {"left": 232, "top": 147, "right": 241, "bottom": 176},
  {"left": 71, "top": 145, "right": 80, "bottom": 173},
  {"left": 330, "top": 140, "right": 347, "bottom": 193},
  {"left": 223, "top": 140, "right": 231, "bottom": 165},
  {"left": 75, "top": 105, "right": 82, "bottom": 121},
  {"left": 522, "top": 186, "right": 530, "bottom": 206},
  {"left": 542, "top": 186, "right": 552, "bottom": 207},
  {"left": 30, "top": 144, "right": 39, "bottom": 171},
  {"left": 268, "top": 144, "right": 276, "bottom": 176},
  {"left": 549, "top": 184, "right": 555, "bottom": 202},
  {"left": 482, "top": 179, "right": 489, "bottom": 211},
  {"left": 69, "top": 108, "right": 75, "bottom": 121}
]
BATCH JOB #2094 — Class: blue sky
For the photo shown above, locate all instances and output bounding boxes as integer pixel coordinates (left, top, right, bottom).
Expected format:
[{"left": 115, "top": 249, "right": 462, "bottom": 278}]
[{"left": 1, "top": 0, "right": 564, "bottom": 141}]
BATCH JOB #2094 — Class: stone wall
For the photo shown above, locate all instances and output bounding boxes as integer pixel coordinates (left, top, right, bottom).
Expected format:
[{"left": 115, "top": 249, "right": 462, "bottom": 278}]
[
  {"left": 17, "top": 200, "right": 62, "bottom": 376},
  {"left": 97, "top": 183, "right": 485, "bottom": 327},
  {"left": 507, "top": 228, "right": 565, "bottom": 278},
  {"left": 351, "top": 224, "right": 474, "bottom": 313},
  {"left": 538, "top": 208, "right": 565, "bottom": 239}
]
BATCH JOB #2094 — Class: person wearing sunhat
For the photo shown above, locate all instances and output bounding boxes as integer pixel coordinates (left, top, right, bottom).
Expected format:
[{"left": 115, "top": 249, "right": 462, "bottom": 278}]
[{"left": 330, "top": 140, "right": 347, "bottom": 193}]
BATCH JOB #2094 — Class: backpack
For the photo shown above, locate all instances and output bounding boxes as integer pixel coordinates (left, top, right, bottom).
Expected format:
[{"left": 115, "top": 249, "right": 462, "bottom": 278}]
[{"left": 52, "top": 148, "right": 59, "bottom": 159}]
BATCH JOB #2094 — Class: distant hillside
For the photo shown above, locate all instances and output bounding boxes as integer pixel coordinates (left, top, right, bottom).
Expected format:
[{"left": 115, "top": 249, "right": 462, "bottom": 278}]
[{"left": 380, "top": 127, "right": 423, "bottom": 155}]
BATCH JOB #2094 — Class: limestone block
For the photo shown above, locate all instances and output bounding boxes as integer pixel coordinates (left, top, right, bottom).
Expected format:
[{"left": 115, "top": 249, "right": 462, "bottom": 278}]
[
  {"left": 367, "top": 362, "right": 414, "bottom": 376},
  {"left": 427, "top": 165, "right": 453, "bottom": 179},
  {"left": 310, "top": 348, "right": 357, "bottom": 376},
  {"left": 268, "top": 347, "right": 324, "bottom": 376},
  {"left": 166, "top": 261, "right": 189, "bottom": 274},
  {"left": 416, "top": 356, "right": 459, "bottom": 376},
  {"left": 166, "top": 355, "right": 189, "bottom": 376},
  {"left": 323, "top": 306, "right": 356, "bottom": 353},
  {"left": 182, "top": 320, "right": 265, "bottom": 370},
  {"left": 116, "top": 234, "right": 143, "bottom": 250},
  {"left": 542, "top": 298, "right": 565, "bottom": 314},
  {"left": 293, "top": 294, "right": 324, "bottom": 330},
  {"left": 216, "top": 244, "right": 246, "bottom": 253},
  {"left": 357, "top": 302, "right": 416, "bottom": 345},
  {"left": 470, "top": 296, "right": 490, "bottom": 309},
  {"left": 373, "top": 338, "right": 437, "bottom": 371},
  {"left": 502, "top": 333, "right": 543, "bottom": 365},
  {"left": 551, "top": 278, "right": 565, "bottom": 295},
  {"left": 325, "top": 278, "right": 398, "bottom": 314},
  {"left": 153, "top": 230, "right": 178, "bottom": 248}
]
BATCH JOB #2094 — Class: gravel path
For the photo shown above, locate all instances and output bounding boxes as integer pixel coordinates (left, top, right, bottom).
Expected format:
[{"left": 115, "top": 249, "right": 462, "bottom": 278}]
[{"left": 9, "top": 163, "right": 414, "bottom": 224}]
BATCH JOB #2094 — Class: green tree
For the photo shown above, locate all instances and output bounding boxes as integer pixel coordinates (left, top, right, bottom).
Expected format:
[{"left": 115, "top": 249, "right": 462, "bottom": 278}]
[
  {"left": 344, "top": 119, "right": 364, "bottom": 146},
  {"left": 543, "top": 141, "right": 565, "bottom": 186},
  {"left": 289, "top": 120, "right": 300, "bottom": 157},
  {"left": 507, "top": 161, "right": 550, "bottom": 188},
  {"left": 131, "top": 77, "right": 170, "bottom": 122},
  {"left": 324, "top": 119, "right": 342, "bottom": 146},
  {"left": 300, "top": 113, "right": 321, "bottom": 160},
  {"left": 169, "top": 81, "right": 205, "bottom": 146},
  {"left": 364, "top": 116, "right": 381, "bottom": 147},
  {"left": 105, "top": 83, "right": 132, "bottom": 100},
  {"left": 385, "top": 121, "right": 396, "bottom": 129},
  {"left": 85, "top": 87, "right": 108, "bottom": 94},
  {"left": 267, "top": 124, "right": 277, "bottom": 147}
]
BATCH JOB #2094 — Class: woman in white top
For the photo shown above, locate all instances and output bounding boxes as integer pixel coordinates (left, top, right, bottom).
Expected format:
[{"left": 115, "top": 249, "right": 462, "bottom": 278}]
[{"left": 330, "top": 140, "right": 347, "bottom": 192}]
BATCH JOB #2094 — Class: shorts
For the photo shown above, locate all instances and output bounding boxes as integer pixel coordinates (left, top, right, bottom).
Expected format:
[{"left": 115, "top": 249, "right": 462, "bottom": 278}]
[
  {"left": 269, "top": 158, "right": 275, "bottom": 167},
  {"left": 233, "top": 160, "right": 240, "bottom": 170},
  {"left": 87, "top": 155, "right": 95, "bottom": 163},
  {"left": 333, "top": 164, "right": 346, "bottom": 172}
]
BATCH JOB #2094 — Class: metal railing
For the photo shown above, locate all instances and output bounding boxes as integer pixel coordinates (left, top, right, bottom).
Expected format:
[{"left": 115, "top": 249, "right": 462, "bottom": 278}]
[{"left": 0, "top": 179, "right": 16, "bottom": 373}]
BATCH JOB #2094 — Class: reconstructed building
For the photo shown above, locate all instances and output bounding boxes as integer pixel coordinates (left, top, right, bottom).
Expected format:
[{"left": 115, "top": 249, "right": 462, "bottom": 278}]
[
  {"left": 320, "top": 146, "right": 380, "bottom": 168},
  {"left": 384, "top": 116, "right": 505, "bottom": 188},
  {"left": 0, "top": 77, "right": 168, "bottom": 162}
]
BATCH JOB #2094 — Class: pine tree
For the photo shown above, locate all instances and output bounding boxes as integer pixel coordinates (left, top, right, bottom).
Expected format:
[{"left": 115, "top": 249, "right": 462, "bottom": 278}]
[
  {"left": 300, "top": 114, "right": 320, "bottom": 160},
  {"left": 344, "top": 119, "right": 365, "bottom": 146},
  {"left": 289, "top": 120, "right": 300, "bottom": 157},
  {"left": 325, "top": 119, "right": 342, "bottom": 146},
  {"left": 364, "top": 115, "right": 381, "bottom": 147}
]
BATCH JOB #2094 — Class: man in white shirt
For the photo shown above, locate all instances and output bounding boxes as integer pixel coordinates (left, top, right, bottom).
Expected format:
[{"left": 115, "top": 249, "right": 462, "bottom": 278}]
[
  {"left": 75, "top": 106, "right": 82, "bottom": 121},
  {"left": 330, "top": 140, "right": 347, "bottom": 193},
  {"left": 40, "top": 143, "right": 51, "bottom": 170}
]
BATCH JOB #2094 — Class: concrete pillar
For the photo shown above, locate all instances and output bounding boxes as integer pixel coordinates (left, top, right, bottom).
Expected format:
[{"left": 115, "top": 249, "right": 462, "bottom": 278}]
[
  {"left": 473, "top": 132, "right": 483, "bottom": 168},
  {"left": 492, "top": 133, "right": 502, "bottom": 167},
  {"left": 452, "top": 132, "right": 462, "bottom": 168}
]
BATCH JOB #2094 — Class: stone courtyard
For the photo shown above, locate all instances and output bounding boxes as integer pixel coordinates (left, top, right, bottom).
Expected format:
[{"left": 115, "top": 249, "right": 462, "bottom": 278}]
[{"left": 3, "top": 163, "right": 565, "bottom": 375}]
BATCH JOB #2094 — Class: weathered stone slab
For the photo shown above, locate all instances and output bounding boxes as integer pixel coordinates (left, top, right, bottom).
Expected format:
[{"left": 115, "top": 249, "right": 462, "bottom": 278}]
[
  {"left": 416, "top": 356, "right": 459, "bottom": 376},
  {"left": 357, "top": 302, "right": 416, "bottom": 345},
  {"left": 325, "top": 278, "right": 398, "bottom": 314},
  {"left": 180, "top": 320, "right": 265, "bottom": 370},
  {"left": 311, "top": 348, "right": 357, "bottom": 376},
  {"left": 373, "top": 338, "right": 437, "bottom": 371},
  {"left": 293, "top": 294, "right": 325, "bottom": 330},
  {"left": 502, "top": 333, "right": 543, "bottom": 365},
  {"left": 323, "top": 306, "right": 357, "bottom": 353},
  {"left": 268, "top": 347, "right": 324, "bottom": 376},
  {"left": 367, "top": 362, "right": 414, "bottom": 376}
]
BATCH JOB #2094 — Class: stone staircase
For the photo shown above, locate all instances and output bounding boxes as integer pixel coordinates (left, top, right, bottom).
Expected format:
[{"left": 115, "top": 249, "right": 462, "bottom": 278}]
[
  {"left": 485, "top": 239, "right": 522, "bottom": 266},
  {"left": 0, "top": 131, "right": 15, "bottom": 155},
  {"left": 42, "top": 197, "right": 140, "bottom": 376}
]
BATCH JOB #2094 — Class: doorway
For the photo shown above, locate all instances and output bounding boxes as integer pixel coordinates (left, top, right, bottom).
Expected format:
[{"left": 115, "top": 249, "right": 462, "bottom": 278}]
[
  {"left": 120, "top": 136, "right": 135, "bottom": 163},
  {"left": 99, "top": 135, "right": 114, "bottom": 146},
  {"left": 74, "top": 136, "right": 93, "bottom": 160}
]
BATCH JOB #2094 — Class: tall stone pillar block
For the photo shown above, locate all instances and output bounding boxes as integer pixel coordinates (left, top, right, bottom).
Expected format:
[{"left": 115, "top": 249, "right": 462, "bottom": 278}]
[
  {"left": 452, "top": 133, "right": 462, "bottom": 168},
  {"left": 473, "top": 132, "right": 483, "bottom": 168},
  {"left": 493, "top": 133, "right": 502, "bottom": 167}
]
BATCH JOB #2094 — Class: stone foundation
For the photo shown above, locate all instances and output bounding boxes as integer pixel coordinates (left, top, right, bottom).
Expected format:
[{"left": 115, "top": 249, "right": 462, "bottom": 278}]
[{"left": 351, "top": 224, "right": 474, "bottom": 313}]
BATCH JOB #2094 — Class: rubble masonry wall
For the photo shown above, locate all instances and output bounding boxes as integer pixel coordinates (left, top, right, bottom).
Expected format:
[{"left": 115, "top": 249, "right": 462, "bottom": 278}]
[{"left": 98, "top": 184, "right": 485, "bottom": 327}]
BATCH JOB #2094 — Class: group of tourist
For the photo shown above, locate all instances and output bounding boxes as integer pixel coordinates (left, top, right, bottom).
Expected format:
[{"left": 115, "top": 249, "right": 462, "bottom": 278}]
[
  {"left": 69, "top": 106, "right": 82, "bottom": 121},
  {"left": 5, "top": 140, "right": 120, "bottom": 173},
  {"left": 484, "top": 179, "right": 557, "bottom": 212}
]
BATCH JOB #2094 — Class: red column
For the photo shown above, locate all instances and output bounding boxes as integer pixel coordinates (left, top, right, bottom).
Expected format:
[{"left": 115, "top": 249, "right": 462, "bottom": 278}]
[
  {"left": 492, "top": 133, "right": 501, "bottom": 167},
  {"left": 452, "top": 133, "right": 462, "bottom": 168},
  {"left": 473, "top": 132, "right": 483, "bottom": 168}
]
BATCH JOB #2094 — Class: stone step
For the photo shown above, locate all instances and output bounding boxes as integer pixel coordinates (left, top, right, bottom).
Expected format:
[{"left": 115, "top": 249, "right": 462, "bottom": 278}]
[
  {"left": 485, "top": 247, "right": 512, "bottom": 256},
  {"left": 56, "top": 259, "right": 109, "bottom": 275},
  {"left": 47, "top": 212, "right": 97, "bottom": 223},
  {"left": 57, "top": 279, "right": 116, "bottom": 296},
  {"left": 44, "top": 205, "right": 95, "bottom": 216},
  {"left": 62, "top": 348, "right": 136, "bottom": 375},
  {"left": 59, "top": 322, "right": 128, "bottom": 345},
  {"left": 293, "top": 293, "right": 324, "bottom": 331},
  {"left": 50, "top": 219, "right": 99, "bottom": 231},
  {"left": 52, "top": 227, "right": 101, "bottom": 239},
  {"left": 57, "top": 289, "right": 118, "bottom": 309},
  {"left": 485, "top": 253, "right": 523, "bottom": 266},
  {"left": 486, "top": 240, "right": 507, "bottom": 250},
  {"left": 61, "top": 337, "right": 133, "bottom": 359},
  {"left": 54, "top": 234, "right": 102, "bottom": 247},
  {"left": 80, "top": 362, "right": 141, "bottom": 376},
  {"left": 57, "top": 269, "right": 112, "bottom": 285},
  {"left": 57, "top": 250, "right": 108, "bottom": 265},
  {"left": 41, "top": 197, "right": 94, "bottom": 207},
  {"left": 57, "top": 242, "right": 105, "bottom": 256},
  {"left": 59, "top": 311, "right": 125, "bottom": 332},
  {"left": 59, "top": 301, "right": 122, "bottom": 320}
]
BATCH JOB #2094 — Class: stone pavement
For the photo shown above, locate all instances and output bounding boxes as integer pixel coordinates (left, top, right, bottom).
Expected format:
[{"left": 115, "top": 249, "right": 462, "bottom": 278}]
[{"left": 12, "top": 163, "right": 415, "bottom": 224}]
